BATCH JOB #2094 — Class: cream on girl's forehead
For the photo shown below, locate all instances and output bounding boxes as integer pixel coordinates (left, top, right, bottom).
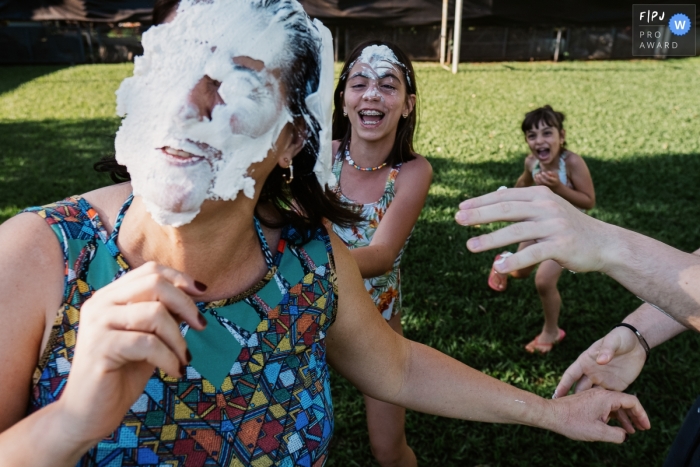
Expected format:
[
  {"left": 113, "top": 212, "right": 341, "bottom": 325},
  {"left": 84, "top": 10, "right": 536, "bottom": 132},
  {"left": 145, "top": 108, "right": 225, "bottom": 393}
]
[
  {"left": 357, "top": 45, "right": 402, "bottom": 69},
  {"left": 354, "top": 44, "right": 410, "bottom": 87}
]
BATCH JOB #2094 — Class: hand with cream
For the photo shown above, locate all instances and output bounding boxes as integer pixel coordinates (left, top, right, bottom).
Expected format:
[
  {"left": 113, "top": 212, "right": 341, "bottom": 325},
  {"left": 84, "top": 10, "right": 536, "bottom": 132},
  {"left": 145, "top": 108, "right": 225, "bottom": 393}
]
[{"left": 456, "top": 185, "right": 700, "bottom": 331}]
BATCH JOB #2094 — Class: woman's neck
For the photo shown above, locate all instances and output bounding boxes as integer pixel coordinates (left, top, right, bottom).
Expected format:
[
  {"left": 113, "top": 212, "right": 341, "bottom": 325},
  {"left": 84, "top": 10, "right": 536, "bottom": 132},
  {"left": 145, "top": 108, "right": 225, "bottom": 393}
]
[{"left": 118, "top": 195, "right": 272, "bottom": 300}]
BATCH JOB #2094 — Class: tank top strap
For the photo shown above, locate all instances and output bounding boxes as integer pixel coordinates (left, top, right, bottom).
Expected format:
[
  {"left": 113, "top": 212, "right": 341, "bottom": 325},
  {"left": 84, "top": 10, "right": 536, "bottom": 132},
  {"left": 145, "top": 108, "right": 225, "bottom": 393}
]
[
  {"left": 384, "top": 163, "right": 402, "bottom": 197},
  {"left": 22, "top": 195, "right": 134, "bottom": 306},
  {"left": 253, "top": 216, "right": 275, "bottom": 269},
  {"left": 106, "top": 194, "right": 134, "bottom": 256},
  {"left": 557, "top": 154, "right": 568, "bottom": 185},
  {"left": 332, "top": 147, "right": 344, "bottom": 186}
]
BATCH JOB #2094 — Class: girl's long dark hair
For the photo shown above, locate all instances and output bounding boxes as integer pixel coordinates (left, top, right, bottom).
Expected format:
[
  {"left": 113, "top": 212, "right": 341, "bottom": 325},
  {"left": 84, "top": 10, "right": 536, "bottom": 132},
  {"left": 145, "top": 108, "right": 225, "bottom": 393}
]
[
  {"left": 95, "top": 0, "right": 360, "bottom": 242},
  {"left": 332, "top": 40, "right": 419, "bottom": 167}
]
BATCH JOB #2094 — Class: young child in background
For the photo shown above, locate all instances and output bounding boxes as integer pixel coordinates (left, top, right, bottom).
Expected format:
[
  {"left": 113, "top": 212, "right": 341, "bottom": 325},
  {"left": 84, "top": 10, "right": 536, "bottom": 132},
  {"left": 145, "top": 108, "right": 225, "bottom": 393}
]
[
  {"left": 488, "top": 105, "right": 595, "bottom": 354},
  {"left": 331, "top": 41, "right": 432, "bottom": 467}
]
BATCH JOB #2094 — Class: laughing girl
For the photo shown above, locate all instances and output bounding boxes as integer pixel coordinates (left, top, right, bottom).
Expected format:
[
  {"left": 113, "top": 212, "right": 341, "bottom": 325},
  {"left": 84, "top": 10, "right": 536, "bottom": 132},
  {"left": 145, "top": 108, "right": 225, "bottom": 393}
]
[
  {"left": 488, "top": 105, "right": 595, "bottom": 354},
  {"left": 330, "top": 41, "right": 432, "bottom": 467}
]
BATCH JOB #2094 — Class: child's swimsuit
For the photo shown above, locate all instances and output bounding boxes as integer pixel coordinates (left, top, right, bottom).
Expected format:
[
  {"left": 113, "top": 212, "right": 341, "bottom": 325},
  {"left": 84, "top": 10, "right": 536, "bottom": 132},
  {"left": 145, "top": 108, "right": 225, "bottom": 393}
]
[
  {"left": 331, "top": 153, "right": 412, "bottom": 321},
  {"left": 531, "top": 151, "right": 573, "bottom": 188},
  {"left": 532, "top": 151, "right": 587, "bottom": 212}
]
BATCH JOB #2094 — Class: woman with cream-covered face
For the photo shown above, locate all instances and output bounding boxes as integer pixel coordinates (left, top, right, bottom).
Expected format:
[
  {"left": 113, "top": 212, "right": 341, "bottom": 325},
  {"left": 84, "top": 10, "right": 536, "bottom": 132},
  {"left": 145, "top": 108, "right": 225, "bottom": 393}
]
[{"left": 0, "top": 3, "right": 647, "bottom": 466}]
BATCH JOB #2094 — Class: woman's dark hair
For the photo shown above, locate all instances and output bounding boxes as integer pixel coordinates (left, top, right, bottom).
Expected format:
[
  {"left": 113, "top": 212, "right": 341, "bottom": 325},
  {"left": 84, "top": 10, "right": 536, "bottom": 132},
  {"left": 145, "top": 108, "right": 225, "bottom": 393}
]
[
  {"left": 152, "top": 0, "right": 180, "bottom": 26},
  {"left": 252, "top": 0, "right": 360, "bottom": 240},
  {"left": 522, "top": 105, "right": 565, "bottom": 134},
  {"left": 95, "top": 0, "right": 360, "bottom": 241},
  {"left": 332, "top": 40, "right": 419, "bottom": 167}
]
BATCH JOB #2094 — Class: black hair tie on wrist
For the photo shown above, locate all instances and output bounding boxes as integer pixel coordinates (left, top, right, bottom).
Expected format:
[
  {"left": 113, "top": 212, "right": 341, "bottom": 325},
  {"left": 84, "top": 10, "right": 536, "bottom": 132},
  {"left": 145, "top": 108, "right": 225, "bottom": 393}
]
[{"left": 612, "top": 323, "right": 650, "bottom": 361}]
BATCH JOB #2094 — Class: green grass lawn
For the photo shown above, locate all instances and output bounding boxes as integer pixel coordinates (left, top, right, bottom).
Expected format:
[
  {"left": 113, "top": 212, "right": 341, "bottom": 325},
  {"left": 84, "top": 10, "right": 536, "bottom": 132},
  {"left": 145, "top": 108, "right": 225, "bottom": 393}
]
[{"left": 1, "top": 58, "right": 700, "bottom": 466}]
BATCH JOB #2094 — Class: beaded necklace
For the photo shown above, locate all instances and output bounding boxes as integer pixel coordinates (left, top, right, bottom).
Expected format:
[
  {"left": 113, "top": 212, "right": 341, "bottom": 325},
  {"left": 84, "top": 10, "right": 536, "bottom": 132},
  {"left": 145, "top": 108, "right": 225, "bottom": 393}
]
[{"left": 344, "top": 140, "right": 388, "bottom": 172}]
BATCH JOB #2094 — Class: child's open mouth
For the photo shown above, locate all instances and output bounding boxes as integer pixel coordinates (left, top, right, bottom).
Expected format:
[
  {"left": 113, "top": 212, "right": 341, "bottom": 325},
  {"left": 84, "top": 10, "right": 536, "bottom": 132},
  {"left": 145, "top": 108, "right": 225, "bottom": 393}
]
[
  {"left": 359, "top": 109, "right": 385, "bottom": 126},
  {"left": 536, "top": 148, "right": 551, "bottom": 160}
]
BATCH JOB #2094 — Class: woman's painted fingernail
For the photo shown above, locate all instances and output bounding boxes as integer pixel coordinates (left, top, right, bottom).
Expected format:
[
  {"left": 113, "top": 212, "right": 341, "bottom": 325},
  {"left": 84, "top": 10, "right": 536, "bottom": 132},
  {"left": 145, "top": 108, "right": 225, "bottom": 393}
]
[
  {"left": 180, "top": 365, "right": 187, "bottom": 377},
  {"left": 198, "top": 313, "right": 208, "bottom": 328},
  {"left": 551, "top": 391, "right": 558, "bottom": 399},
  {"left": 194, "top": 281, "right": 208, "bottom": 292},
  {"left": 186, "top": 349, "right": 193, "bottom": 363}
]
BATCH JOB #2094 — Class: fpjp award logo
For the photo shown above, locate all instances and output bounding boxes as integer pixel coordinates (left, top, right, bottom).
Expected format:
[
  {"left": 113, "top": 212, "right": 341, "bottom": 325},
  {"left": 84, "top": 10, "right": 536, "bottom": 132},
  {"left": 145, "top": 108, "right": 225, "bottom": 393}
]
[{"left": 633, "top": 4, "right": 696, "bottom": 56}]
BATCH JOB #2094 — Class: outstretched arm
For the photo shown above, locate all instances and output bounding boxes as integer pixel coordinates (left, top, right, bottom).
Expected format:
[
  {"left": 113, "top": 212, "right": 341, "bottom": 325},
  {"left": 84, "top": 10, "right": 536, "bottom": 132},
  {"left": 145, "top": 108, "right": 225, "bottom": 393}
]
[
  {"left": 455, "top": 186, "right": 700, "bottom": 330},
  {"left": 326, "top": 232, "right": 650, "bottom": 443}
]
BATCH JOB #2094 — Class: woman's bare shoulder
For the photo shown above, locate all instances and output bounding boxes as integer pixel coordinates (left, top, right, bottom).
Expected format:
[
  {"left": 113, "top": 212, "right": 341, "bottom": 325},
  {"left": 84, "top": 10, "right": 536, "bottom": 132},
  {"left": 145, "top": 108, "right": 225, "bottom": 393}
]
[
  {"left": 81, "top": 182, "right": 133, "bottom": 235},
  {"left": 0, "top": 212, "right": 66, "bottom": 432},
  {"left": 0, "top": 213, "right": 65, "bottom": 329}
]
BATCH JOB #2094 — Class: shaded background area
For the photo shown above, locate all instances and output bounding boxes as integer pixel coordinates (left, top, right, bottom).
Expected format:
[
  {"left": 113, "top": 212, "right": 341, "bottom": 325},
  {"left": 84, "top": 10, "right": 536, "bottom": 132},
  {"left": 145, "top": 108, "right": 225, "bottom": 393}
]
[
  {"left": 1, "top": 58, "right": 699, "bottom": 465},
  {"left": 0, "top": 0, "right": 698, "bottom": 63}
]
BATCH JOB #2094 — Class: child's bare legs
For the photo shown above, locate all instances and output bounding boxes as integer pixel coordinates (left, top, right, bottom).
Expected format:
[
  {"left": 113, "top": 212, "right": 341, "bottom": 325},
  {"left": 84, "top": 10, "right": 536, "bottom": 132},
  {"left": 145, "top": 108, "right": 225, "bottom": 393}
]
[
  {"left": 364, "top": 312, "right": 417, "bottom": 467},
  {"left": 525, "top": 259, "right": 565, "bottom": 352}
]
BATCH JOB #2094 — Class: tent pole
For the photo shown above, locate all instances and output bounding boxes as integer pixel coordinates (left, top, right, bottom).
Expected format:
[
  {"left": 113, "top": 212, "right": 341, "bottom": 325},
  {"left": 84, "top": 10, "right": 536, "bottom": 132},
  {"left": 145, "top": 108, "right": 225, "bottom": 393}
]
[
  {"left": 451, "top": 0, "right": 463, "bottom": 74},
  {"left": 553, "top": 28, "right": 562, "bottom": 62},
  {"left": 439, "top": 0, "right": 448, "bottom": 65}
]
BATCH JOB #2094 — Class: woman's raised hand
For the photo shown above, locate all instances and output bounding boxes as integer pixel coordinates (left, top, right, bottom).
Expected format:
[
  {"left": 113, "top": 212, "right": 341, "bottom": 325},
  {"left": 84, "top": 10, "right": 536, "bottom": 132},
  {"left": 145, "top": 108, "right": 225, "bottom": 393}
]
[
  {"left": 54, "top": 262, "right": 208, "bottom": 448},
  {"left": 455, "top": 186, "right": 612, "bottom": 273}
]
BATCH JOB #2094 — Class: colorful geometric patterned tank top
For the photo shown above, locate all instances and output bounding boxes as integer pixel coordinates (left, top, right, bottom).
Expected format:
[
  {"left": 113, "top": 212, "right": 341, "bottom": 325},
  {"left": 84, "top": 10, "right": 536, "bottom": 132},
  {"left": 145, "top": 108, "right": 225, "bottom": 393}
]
[
  {"left": 24, "top": 195, "right": 338, "bottom": 467},
  {"left": 330, "top": 149, "right": 412, "bottom": 320}
]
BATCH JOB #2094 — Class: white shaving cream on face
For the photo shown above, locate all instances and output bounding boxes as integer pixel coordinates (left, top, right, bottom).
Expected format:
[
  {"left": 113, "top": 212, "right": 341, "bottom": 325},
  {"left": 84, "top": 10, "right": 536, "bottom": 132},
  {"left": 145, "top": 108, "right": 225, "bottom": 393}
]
[
  {"left": 354, "top": 45, "right": 410, "bottom": 90},
  {"left": 115, "top": 0, "right": 335, "bottom": 226}
]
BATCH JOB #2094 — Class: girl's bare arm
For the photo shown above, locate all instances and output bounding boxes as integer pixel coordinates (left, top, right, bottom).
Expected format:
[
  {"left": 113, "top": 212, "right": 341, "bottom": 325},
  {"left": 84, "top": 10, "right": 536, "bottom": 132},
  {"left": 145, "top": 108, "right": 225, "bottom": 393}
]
[
  {"left": 514, "top": 156, "right": 535, "bottom": 188},
  {"left": 349, "top": 155, "right": 432, "bottom": 278}
]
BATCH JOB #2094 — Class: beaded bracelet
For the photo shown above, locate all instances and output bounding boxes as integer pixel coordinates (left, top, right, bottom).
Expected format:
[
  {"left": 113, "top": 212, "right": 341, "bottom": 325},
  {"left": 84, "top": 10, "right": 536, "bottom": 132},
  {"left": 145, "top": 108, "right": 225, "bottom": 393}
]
[{"left": 612, "top": 323, "right": 650, "bottom": 361}]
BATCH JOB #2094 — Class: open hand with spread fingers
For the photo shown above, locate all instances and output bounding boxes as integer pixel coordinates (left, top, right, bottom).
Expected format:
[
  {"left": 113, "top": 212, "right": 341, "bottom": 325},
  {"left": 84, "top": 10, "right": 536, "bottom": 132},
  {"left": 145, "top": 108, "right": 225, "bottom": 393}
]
[
  {"left": 53, "top": 262, "right": 208, "bottom": 449},
  {"left": 455, "top": 186, "right": 612, "bottom": 274}
]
